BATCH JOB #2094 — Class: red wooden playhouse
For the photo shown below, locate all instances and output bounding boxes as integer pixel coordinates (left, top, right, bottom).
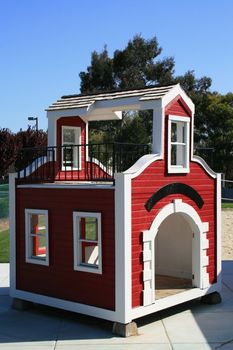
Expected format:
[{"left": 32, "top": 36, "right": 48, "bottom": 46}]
[{"left": 10, "top": 84, "right": 221, "bottom": 336}]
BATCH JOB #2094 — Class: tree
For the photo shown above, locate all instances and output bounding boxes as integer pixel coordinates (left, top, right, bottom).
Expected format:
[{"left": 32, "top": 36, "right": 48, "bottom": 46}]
[
  {"left": 79, "top": 35, "right": 233, "bottom": 178},
  {"left": 0, "top": 127, "right": 47, "bottom": 177},
  {"left": 79, "top": 35, "right": 175, "bottom": 93},
  {"left": 198, "top": 93, "right": 233, "bottom": 177},
  {"left": 0, "top": 128, "right": 16, "bottom": 178}
]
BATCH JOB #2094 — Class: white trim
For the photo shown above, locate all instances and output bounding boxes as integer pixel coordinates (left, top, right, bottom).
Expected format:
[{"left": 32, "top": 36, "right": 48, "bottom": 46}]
[
  {"left": 151, "top": 105, "right": 164, "bottom": 156},
  {"left": 142, "top": 200, "right": 210, "bottom": 306},
  {"left": 167, "top": 115, "right": 190, "bottom": 174},
  {"left": 192, "top": 155, "right": 217, "bottom": 179},
  {"left": 25, "top": 209, "right": 49, "bottom": 266},
  {"left": 47, "top": 116, "right": 59, "bottom": 148},
  {"left": 73, "top": 211, "right": 102, "bottom": 274},
  {"left": 18, "top": 156, "right": 50, "bottom": 179},
  {"left": 10, "top": 289, "right": 117, "bottom": 322},
  {"left": 9, "top": 173, "right": 17, "bottom": 293},
  {"left": 114, "top": 173, "right": 132, "bottom": 324},
  {"left": 17, "top": 184, "right": 114, "bottom": 190},
  {"left": 161, "top": 84, "right": 195, "bottom": 114},
  {"left": 132, "top": 281, "right": 221, "bottom": 320},
  {"left": 216, "top": 173, "right": 222, "bottom": 282},
  {"left": 123, "top": 154, "right": 162, "bottom": 178}
]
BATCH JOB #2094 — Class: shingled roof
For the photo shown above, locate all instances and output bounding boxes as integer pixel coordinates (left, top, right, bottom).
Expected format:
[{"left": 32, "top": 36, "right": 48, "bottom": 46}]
[{"left": 46, "top": 84, "right": 177, "bottom": 111}]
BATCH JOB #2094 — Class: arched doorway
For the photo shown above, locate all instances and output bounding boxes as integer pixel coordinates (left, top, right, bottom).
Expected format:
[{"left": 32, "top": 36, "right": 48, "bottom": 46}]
[
  {"left": 142, "top": 199, "right": 210, "bottom": 306},
  {"left": 155, "top": 212, "right": 194, "bottom": 299}
]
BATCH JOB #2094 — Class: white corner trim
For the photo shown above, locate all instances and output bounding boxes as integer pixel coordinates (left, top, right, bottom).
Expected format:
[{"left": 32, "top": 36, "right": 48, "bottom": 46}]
[
  {"left": 216, "top": 173, "right": 222, "bottom": 282},
  {"left": 192, "top": 155, "right": 217, "bottom": 179},
  {"left": 9, "top": 173, "right": 17, "bottom": 294},
  {"left": 123, "top": 154, "right": 162, "bottom": 179},
  {"left": 114, "top": 173, "right": 132, "bottom": 324}
]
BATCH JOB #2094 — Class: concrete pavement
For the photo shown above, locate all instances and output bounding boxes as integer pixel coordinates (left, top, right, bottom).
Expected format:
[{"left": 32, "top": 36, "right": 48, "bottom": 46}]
[{"left": 0, "top": 262, "right": 233, "bottom": 349}]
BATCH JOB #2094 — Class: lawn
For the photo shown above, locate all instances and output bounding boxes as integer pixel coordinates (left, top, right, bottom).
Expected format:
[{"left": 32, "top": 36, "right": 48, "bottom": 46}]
[
  {"left": 0, "top": 183, "right": 9, "bottom": 219},
  {"left": 0, "top": 229, "right": 9, "bottom": 263},
  {"left": 222, "top": 202, "right": 233, "bottom": 209}
]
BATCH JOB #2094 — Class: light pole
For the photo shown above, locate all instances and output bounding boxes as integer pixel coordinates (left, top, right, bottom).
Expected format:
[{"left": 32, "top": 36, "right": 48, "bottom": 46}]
[{"left": 28, "top": 116, "right": 38, "bottom": 131}]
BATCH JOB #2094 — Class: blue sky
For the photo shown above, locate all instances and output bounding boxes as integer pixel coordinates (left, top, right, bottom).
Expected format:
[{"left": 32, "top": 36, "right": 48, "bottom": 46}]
[{"left": 1, "top": 0, "right": 232, "bottom": 132}]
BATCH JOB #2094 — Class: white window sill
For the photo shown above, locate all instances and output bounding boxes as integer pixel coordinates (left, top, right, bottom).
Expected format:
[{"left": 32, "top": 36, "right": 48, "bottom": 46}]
[
  {"left": 168, "top": 166, "right": 190, "bottom": 174},
  {"left": 74, "top": 265, "right": 102, "bottom": 274},
  {"left": 26, "top": 257, "right": 49, "bottom": 266}
]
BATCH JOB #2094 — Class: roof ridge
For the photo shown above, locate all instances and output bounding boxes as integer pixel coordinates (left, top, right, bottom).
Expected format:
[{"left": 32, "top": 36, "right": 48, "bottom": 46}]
[{"left": 61, "top": 84, "right": 177, "bottom": 99}]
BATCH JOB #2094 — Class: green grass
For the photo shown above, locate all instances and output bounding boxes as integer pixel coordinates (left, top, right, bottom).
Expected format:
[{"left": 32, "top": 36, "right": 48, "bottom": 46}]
[
  {"left": 222, "top": 202, "right": 233, "bottom": 209},
  {"left": 0, "top": 184, "right": 9, "bottom": 191},
  {"left": 0, "top": 229, "right": 9, "bottom": 263},
  {"left": 0, "top": 184, "right": 9, "bottom": 219}
]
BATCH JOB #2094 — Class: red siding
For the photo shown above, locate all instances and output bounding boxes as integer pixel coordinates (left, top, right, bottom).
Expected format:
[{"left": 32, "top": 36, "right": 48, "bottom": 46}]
[
  {"left": 131, "top": 98, "right": 216, "bottom": 308},
  {"left": 165, "top": 95, "right": 192, "bottom": 116},
  {"left": 131, "top": 160, "right": 217, "bottom": 308},
  {"left": 16, "top": 187, "right": 115, "bottom": 310}
]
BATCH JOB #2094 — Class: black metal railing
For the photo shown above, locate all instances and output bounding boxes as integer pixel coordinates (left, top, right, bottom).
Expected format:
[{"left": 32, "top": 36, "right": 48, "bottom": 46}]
[{"left": 16, "top": 142, "right": 151, "bottom": 183}]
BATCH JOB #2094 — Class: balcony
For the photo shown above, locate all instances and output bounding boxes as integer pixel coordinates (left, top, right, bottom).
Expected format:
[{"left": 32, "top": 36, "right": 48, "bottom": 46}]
[{"left": 15, "top": 143, "right": 151, "bottom": 184}]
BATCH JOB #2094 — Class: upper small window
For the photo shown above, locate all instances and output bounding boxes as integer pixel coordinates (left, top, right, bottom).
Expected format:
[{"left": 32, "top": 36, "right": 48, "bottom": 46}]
[
  {"left": 25, "top": 209, "right": 49, "bottom": 266},
  {"left": 73, "top": 212, "right": 102, "bottom": 274},
  {"left": 62, "top": 126, "right": 81, "bottom": 169},
  {"left": 168, "top": 115, "right": 190, "bottom": 173}
]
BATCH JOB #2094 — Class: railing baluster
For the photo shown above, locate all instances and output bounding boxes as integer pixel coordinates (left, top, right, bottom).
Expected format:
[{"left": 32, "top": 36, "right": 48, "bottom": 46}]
[{"left": 15, "top": 142, "right": 151, "bottom": 184}]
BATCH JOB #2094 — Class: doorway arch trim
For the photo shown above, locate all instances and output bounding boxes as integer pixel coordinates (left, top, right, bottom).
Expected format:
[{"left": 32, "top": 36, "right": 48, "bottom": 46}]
[{"left": 142, "top": 199, "right": 210, "bottom": 306}]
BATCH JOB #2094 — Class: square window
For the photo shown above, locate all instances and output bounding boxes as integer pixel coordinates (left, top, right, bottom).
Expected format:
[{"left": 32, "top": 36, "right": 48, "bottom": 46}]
[
  {"left": 73, "top": 212, "right": 102, "bottom": 274},
  {"left": 168, "top": 115, "right": 190, "bottom": 173},
  {"left": 25, "top": 209, "right": 49, "bottom": 266}
]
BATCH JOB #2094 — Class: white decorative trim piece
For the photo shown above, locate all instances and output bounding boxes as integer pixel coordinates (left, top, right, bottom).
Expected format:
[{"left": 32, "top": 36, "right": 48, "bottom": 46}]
[
  {"left": 161, "top": 83, "right": 195, "bottom": 114},
  {"left": 18, "top": 156, "right": 50, "bottom": 179},
  {"left": 73, "top": 211, "right": 102, "bottom": 274},
  {"left": 216, "top": 173, "right": 222, "bottom": 283},
  {"left": 142, "top": 235, "right": 154, "bottom": 306},
  {"left": 192, "top": 155, "right": 217, "bottom": 179},
  {"left": 17, "top": 184, "right": 114, "bottom": 190},
  {"left": 9, "top": 173, "right": 17, "bottom": 294},
  {"left": 114, "top": 173, "right": 132, "bottom": 324},
  {"left": 124, "top": 154, "right": 162, "bottom": 179}
]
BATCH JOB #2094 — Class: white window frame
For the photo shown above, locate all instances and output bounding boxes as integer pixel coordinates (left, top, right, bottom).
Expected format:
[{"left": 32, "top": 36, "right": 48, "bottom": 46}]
[
  {"left": 167, "top": 115, "right": 190, "bottom": 174},
  {"left": 25, "top": 209, "right": 49, "bottom": 266},
  {"left": 73, "top": 211, "right": 102, "bottom": 274},
  {"left": 61, "top": 126, "right": 81, "bottom": 170}
]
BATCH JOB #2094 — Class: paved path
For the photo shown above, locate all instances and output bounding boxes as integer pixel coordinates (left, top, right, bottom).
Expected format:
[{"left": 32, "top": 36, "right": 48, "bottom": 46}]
[{"left": 0, "top": 262, "right": 233, "bottom": 349}]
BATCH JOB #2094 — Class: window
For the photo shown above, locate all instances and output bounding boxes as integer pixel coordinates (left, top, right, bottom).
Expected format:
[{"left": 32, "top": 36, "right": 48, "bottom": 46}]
[
  {"left": 25, "top": 209, "right": 49, "bottom": 266},
  {"left": 62, "top": 126, "right": 81, "bottom": 169},
  {"left": 73, "top": 212, "right": 102, "bottom": 274},
  {"left": 168, "top": 115, "right": 190, "bottom": 173}
]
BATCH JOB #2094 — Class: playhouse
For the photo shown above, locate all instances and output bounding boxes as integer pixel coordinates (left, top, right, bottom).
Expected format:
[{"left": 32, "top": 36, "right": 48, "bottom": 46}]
[{"left": 9, "top": 84, "right": 221, "bottom": 336}]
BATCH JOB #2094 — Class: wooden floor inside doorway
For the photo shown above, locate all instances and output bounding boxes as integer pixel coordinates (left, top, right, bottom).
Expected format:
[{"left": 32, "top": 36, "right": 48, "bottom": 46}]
[{"left": 155, "top": 274, "right": 193, "bottom": 299}]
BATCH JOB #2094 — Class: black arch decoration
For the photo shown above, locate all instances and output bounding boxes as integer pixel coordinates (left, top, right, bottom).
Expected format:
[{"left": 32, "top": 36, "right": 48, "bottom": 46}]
[{"left": 145, "top": 182, "right": 204, "bottom": 212}]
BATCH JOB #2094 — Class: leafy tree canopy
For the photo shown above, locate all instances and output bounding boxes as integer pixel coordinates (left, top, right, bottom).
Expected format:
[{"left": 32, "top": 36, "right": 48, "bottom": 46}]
[{"left": 79, "top": 34, "right": 233, "bottom": 177}]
